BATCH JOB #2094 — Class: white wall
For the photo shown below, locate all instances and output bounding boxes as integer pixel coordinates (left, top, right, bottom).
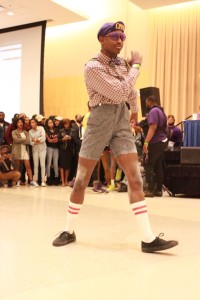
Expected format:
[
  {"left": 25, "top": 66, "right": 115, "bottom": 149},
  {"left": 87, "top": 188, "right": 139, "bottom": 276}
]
[{"left": 44, "top": 0, "right": 129, "bottom": 78}]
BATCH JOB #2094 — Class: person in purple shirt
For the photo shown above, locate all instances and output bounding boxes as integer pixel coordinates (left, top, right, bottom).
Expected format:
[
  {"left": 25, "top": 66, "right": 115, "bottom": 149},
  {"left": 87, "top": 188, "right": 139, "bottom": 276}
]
[
  {"left": 167, "top": 115, "right": 183, "bottom": 147},
  {"left": 143, "top": 95, "right": 168, "bottom": 197}
]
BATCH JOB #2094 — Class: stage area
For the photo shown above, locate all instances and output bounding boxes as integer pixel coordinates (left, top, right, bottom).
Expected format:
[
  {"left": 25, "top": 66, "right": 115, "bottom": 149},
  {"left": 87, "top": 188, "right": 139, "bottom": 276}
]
[{"left": 0, "top": 186, "right": 200, "bottom": 300}]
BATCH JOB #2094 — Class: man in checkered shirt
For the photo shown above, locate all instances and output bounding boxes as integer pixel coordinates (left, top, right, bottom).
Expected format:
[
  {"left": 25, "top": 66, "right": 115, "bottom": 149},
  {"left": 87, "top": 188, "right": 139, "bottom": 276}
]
[{"left": 53, "top": 21, "right": 178, "bottom": 253}]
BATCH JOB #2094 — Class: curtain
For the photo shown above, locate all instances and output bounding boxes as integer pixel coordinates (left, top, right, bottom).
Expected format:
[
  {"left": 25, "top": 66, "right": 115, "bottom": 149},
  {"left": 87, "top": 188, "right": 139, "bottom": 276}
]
[{"left": 147, "top": 2, "right": 200, "bottom": 124}]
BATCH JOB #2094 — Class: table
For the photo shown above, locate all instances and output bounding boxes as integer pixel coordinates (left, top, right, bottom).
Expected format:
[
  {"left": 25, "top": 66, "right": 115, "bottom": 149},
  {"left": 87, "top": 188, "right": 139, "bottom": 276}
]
[{"left": 183, "top": 120, "right": 200, "bottom": 147}]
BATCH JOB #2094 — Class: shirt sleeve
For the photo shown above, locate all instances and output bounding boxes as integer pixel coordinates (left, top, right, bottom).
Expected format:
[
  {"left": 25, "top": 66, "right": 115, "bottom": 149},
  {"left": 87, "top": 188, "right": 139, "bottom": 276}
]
[
  {"left": 28, "top": 130, "right": 34, "bottom": 146},
  {"left": 38, "top": 126, "right": 46, "bottom": 143},
  {"left": 148, "top": 110, "right": 159, "bottom": 125}
]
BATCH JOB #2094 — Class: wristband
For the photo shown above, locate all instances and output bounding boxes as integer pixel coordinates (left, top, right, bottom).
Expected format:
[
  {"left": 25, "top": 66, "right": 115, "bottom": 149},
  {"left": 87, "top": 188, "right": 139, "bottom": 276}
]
[
  {"left": 132, "top": 63, "right": 141, "bottom": 69},
  {"left": 144, "top": 141, "right": 148, "bottom": 145}
]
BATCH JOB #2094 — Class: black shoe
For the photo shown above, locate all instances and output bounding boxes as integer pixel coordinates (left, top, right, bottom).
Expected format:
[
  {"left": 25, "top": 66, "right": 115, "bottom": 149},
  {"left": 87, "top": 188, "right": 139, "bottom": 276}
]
[
  {"left": 7, "top": 179, "right": 13, "bottom": 188},
  {"left": 53, "top": 177, "right": 60, "bottom": 186},
  {"left": 154, "top": 190, "right": 163, "bottom": 197},
  {"left": 52, "top": 231, "right": 76, "bottom": 247},
  {"left": 141, "top": 233, "right": 178, "bottom": 253},
  {"left": 118, "top": 183, "right": 127, "bottom": 192},
  {"left": 144, "top": 190, "right": 154, "bottom": 197},
  {"left": 46, "top": 177, "right": 53, "bottom": 186}
]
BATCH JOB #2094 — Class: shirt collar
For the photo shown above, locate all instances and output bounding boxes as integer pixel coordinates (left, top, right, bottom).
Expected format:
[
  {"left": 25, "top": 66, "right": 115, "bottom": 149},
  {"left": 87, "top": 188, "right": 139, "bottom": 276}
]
[{"left": 96, "top": 52, "right": 121, "bottom": 65}]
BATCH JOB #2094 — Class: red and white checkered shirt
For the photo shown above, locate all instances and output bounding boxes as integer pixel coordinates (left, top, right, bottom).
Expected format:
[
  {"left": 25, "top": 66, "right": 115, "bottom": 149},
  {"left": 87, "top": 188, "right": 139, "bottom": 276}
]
[{"left": 84, "top": 52, "right": 140, "bottom": 113}]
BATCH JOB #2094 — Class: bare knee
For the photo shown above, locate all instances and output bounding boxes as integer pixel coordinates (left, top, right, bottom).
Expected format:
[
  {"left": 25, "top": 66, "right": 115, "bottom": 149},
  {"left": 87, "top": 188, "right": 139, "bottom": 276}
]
[
  {"left": 73, "top": 165, "right": 90, "bottom": 192},
  {"left": 130, "top": 175, "right": 143, "bottom": 189},
  {"left": 73, "top": 177, "right": 88, "bottom": 192},
  {"left": 73, "top": 159, "right": 95, "bottom": 192},
  {"left": 14, "top": 171, "right": 21, "bottom": 181}
]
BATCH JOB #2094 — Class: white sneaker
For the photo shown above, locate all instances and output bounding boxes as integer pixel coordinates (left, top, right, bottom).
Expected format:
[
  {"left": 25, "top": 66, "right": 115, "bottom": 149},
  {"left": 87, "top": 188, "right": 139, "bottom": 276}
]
[
  {"left": 41, "top": 181, "right": 46, "bottom": 187},
  {"left": 30, "top": 181, "right": 39, "bottom": 187},
  {"left": 16, "top": 181, "right": 20, "bottom": 187}
]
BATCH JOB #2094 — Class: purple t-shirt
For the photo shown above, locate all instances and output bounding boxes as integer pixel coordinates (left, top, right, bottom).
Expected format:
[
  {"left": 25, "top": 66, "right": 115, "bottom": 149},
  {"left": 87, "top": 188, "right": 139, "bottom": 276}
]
[
  {"left": 147, "top": 107, "right": 167, "bottom": 143},
  {"left": 168, "top": 125, "right": 183, "bottom": 143}
]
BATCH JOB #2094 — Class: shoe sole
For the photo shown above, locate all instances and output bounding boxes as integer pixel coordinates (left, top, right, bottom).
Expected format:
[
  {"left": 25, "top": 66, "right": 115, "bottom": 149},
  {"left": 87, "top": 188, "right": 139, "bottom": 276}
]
[
  {"left": 92, "top": 189, "right": 108, "bottom": 193},
  {"left": 52, "top": 237, "right": 76, "bottom": 247},
  {"left": 142, "top": 241, "right": 178, "bottom": 253}
]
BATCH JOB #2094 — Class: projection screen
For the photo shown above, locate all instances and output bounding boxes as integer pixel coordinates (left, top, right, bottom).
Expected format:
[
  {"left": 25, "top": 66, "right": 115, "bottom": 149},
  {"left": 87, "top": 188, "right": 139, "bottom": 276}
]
[{"left": 0, "top": 21, "right": 46, "bottom": 122}]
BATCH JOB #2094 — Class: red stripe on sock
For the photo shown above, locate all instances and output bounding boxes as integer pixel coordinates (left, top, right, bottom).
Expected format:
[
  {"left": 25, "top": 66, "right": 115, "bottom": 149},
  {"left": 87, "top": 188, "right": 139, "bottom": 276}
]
[
  {"left": 132, "top": 205, "right": 146, "bottom": 211},
  {"left": 134, "top": 210, "right": 147, "bottom": 215},
  {"left": 68, "top": 209, "right": 79, "bottom": 215},
  {"left": 68, "top": 206, "right": 80, "bottom": 211}
]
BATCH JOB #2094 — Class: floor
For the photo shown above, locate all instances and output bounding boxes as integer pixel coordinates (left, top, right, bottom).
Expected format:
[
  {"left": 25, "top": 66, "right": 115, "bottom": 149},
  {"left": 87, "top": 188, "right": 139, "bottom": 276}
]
[{"left": 0, "top": 185, "right": 200, "bottom": 300}]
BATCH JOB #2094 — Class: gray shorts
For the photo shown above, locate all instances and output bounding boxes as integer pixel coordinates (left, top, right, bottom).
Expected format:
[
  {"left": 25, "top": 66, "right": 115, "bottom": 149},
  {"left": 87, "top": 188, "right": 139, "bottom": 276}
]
[{"left": 79, "top": 102, "right": 137, "bottom": 160}]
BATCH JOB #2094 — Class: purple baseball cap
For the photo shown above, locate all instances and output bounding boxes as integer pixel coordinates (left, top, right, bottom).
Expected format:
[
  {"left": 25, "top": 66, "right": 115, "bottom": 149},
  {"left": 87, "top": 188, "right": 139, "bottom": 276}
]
[{"left": 97, "top": 21, "right": 125, "bottom": 40}]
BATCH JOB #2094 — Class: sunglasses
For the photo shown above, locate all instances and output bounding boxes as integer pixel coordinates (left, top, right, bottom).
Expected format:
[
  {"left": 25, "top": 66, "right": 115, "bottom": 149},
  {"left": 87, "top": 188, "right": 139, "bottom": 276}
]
[{"left": 105, "top": 32, "right": 126, "bottom": 42}]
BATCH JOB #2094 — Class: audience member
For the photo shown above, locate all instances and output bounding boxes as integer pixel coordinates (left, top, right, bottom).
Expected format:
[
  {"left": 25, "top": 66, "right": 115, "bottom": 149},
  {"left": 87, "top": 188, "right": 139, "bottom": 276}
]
[
  {"left": 24, "top": 116, "right": 31, "bottom": 131},
  {"left": 0, "top": 145, "right": 20, "bottom": 187},
  {"left": 143, "top": 95, "right": 168, "bottom": 197},
  {"left": 0, "top": 126, "right": 4, "bottom": 146},
  {"left": 167, "top": 115, "right": 183, "bottom": 148},
  {"left": 45, "top": 118, "right": 60, "bottom": 186},
  {"left": 58, "top": 119, "right": 75, "bottom": 187},
  {"left": 100, "top": 146, "right": 111, "bottom": 186},
  {"left": 69, "top": 116, "right": 83, "bottom": 187},
  {"left": 73, "top": 114, "right": 83, "bottom": 130},
  {"left": 29, "top": 118, "right": 47, "bottom": 187},
  {"left": 0, "top": 112, "right": 10, "bottom": 145},
  {"left": 54, "top": 116, "right": 63, "bottom": 130},
  {"left": 35, "top": 115, "right": 46, "bottom": 127},
  {"left": 11, "top": 118, "right": 35, "bottom": 187}
]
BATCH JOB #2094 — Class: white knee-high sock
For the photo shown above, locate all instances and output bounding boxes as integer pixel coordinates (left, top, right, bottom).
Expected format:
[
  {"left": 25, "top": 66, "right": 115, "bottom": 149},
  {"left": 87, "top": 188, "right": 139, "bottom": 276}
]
[
  {"left": 65, "top": 200, "right": 82, "bottom": 234},
  {"left": 131, "top": 200, "right": 155, "bottom": 243}
]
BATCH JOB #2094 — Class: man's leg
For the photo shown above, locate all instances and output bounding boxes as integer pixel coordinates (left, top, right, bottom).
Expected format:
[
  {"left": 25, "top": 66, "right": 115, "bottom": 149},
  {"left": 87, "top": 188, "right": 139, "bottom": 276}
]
[
  {"left": 100, "top": 148, "right": 111, "bottom": 185},
  {"left": 108, "top": 153, "right": 117, "bottom": 191},
  {"left": 46, "top": 147, "right": 53, "bottom": 178},
  {"left": 39, "top": 150, "right": 46, "bottom": 183},
  {"left": 0, "top": 171, "right": 21, "bottom": 183},
  {"left": 117, "top": 153, "right": 155, "bottom": 242},
  {"left": 52, "top": 157, "right": 97, "bottom": 247},
  {"left": 70, "top": 157, "right": 98, "bottom": 204},
  {"left": 11, "top": 171, "right": 21, "bottom": 185},
  {"left": 32, "top": 151, "right": 39, "bottom": 182},
  {"left": 144, "top": 143, "right": 164, "bottom": 196},
  {"left": 154, "top": 142, "right": 168, "bottom": 195},
  {"left": 116, "top": 152, "right": 178, "bottom": 252}
]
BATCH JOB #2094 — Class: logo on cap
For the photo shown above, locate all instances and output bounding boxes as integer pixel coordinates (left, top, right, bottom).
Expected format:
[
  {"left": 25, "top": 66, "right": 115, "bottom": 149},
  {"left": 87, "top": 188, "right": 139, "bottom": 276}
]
[{"left": 115, "top": 22, "right": 125, "bottom": 31}]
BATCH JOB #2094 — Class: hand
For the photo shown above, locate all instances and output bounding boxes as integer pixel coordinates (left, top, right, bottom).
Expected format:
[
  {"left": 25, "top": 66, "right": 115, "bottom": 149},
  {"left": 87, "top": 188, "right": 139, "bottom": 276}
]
[
  {"left": 129, "top": 111, "right": 137, "bottom": 124},
  {"left": 143, "top": 143, "right": 148, "bottom": 154},
  {"left": 130, "top": 119, "right": 136, "bottom": 128},
  {"left": 127, "top": 51, "right": 143, "bottom": 66},
  {"left": 62, "top": 135, "right": 69, "bottom": 141},
  {"left": 7, "top": 153, "right": 12, "bottom": 160}
]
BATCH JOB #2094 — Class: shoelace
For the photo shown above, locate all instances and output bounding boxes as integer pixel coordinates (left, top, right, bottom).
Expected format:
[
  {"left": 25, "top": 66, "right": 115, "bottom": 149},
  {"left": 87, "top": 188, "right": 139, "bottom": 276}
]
[
  {"left": 157, "top": 233, "right": 164, "bottom": 241},
  {"left": 54, "top": 231, "right": 67, "bottom": 238}
]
